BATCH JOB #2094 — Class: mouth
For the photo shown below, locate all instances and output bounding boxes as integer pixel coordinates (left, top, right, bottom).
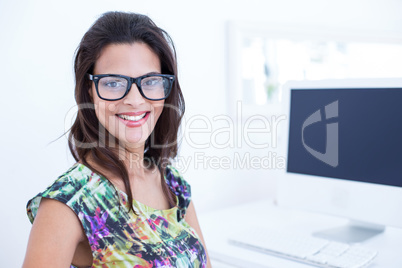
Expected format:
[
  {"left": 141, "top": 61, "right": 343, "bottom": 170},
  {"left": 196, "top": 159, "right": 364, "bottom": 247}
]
[
  {"left": 116, "top": 111, "right": 151, "bottom": 128},
  {"left": 117, "top": 112, "right": 149, "bottom": 122}
]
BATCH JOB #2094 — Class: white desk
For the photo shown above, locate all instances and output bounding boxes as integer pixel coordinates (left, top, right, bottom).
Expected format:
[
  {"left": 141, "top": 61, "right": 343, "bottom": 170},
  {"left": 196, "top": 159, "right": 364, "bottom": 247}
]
[{"left": 198, "top": 199, "right": 402, "bottom": 268}]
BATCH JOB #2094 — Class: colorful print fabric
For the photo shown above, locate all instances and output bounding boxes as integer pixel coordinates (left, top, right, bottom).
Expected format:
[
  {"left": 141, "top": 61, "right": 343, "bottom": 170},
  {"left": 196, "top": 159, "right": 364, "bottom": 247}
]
[{"left": 27, "top": 163, "right": 207, "bottom": 268}]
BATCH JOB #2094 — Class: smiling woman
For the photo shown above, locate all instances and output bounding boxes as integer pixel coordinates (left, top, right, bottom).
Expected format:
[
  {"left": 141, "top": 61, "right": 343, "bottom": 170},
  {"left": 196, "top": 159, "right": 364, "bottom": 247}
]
[
  {"left": 23, "top": 11, "right": 211, "bottom": 268},
  {"left": 90, "top": 43, "right": 166, "bottom": 147}
]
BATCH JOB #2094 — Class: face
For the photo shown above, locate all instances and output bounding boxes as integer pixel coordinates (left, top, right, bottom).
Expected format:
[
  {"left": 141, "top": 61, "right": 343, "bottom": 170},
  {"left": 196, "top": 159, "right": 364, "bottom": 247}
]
[{"left": 90, "top": 43, "right": 165, "bottom": 150}]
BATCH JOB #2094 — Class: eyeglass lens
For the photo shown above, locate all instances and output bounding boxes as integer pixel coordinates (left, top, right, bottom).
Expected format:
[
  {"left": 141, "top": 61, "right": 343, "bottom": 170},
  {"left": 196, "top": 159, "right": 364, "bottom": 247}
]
[{"left": 98, "top": 76, "right": 169, "bottom": 100}]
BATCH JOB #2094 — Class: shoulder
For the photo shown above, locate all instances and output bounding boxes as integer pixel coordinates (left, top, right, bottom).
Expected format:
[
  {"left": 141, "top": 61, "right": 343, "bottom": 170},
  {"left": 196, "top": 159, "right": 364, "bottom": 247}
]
[
  {"left": 165, "top": 165, "right": 191, "bottom": 198},
  {"left": 23, "top": 195, "right": 89, "bottom": 267},
  {"left": 24, "top": 165, "right": 93, "bottom": 267},
  {"left": 26, "top": 163, "right": 111, "bottom": 223},
  {"left": 165, "top": 165, "right": 192, "bottom": 219}
]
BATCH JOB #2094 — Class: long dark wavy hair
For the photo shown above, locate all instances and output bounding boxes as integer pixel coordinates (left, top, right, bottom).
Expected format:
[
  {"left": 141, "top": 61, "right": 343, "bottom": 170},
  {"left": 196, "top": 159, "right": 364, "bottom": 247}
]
[{"left": 68, "top": 11, "right": 185, "bottom": 212}]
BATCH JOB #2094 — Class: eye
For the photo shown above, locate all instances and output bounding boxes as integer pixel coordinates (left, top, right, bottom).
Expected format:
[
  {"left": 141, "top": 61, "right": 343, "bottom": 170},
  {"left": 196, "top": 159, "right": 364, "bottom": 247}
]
[
  {"left": 142, "top": 76, "right": 163, "bottom": 87},
  {"left": 106, "top": 81, "right": 119, "bottom": 87},
  {"left": 103, "top": 80, "right": 124, "bottom": 88},
  {"left": 99, "top": 77, "right": 127, "bottom": 90}
]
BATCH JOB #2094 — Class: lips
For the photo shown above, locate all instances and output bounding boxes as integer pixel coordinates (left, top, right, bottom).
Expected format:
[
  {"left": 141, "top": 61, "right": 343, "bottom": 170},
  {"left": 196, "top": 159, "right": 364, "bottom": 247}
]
[
  {"left": 116, "top": 111, "right": 150, "bottom": 127},
  {"left": 117, "top": 113, "right": 147, "bottom": 121}
]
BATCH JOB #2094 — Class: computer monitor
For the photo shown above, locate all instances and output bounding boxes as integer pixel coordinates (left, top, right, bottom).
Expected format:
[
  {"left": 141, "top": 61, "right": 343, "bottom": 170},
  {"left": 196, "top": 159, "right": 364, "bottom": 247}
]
[{"left": 277, "top": 78, "right": 402, "bottom": 243}]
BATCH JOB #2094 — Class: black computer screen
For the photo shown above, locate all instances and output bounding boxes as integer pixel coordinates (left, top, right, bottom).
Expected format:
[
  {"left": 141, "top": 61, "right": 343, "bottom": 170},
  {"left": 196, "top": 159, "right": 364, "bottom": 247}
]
[{"left": 287, "top": 88, "right": 402, "bottom": 187}]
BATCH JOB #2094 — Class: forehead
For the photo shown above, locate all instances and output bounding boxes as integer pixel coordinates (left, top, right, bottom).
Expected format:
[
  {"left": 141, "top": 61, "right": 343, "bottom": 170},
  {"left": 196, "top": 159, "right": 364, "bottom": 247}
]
[{"left": 93, "top": 42, "right": 161, "bottom": 76}]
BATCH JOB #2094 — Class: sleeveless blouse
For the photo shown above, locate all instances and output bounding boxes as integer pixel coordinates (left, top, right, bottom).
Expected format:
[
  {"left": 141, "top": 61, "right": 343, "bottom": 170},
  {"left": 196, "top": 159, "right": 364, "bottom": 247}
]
[{"left": 26, "top": 163, "right": 207, "bottom": 268}]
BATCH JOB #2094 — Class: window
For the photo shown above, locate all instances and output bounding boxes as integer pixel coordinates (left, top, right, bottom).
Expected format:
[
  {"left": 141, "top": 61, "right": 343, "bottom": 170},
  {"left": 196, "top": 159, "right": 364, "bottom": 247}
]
[{"left": 227, "top": 21, "right": 402, "bottom": 117}]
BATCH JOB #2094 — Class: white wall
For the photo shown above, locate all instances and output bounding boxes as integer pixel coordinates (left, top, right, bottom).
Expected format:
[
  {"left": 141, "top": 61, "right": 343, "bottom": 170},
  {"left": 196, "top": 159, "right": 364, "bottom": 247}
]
[{"left": 1, "top": 0, "right": 402, "bottom": 266}]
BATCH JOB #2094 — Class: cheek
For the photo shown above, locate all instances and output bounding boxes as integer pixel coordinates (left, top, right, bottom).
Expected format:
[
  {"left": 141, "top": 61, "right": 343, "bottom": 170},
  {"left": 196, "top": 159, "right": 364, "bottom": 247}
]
[
  {"left": 152, "top": 101, "right": 165, "bottom": 121},
  {"left": 94, "top": 101, "right": 117, "bottom": 128},
  {"left": 89, "top": 84, "right": 97, "bottom": 102},
  {"left": 94, "top": 103, "right": 106, "bottom": 128}
]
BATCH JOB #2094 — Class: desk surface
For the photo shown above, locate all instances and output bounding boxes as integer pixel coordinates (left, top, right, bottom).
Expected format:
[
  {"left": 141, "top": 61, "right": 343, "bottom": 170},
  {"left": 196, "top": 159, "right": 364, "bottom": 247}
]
[{"left": 198, "top": 199, "right": 402, "bottom": 268}]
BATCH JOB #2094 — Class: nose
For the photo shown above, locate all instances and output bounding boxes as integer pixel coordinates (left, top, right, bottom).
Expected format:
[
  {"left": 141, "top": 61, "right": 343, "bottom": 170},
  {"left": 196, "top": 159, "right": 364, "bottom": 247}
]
[{"left": 123, "top": 83, "right": 146, "bottom": 106}]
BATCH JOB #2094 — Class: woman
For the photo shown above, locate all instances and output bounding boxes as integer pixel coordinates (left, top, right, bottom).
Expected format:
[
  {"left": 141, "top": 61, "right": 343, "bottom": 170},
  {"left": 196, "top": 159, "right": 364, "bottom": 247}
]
[{"left": 23, "top": 11, "right": 211, "bottom": 268}]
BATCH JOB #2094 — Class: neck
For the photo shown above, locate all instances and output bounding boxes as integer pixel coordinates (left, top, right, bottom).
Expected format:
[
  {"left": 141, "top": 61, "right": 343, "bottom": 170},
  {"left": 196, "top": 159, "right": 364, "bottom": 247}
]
[
  {"left": 84, "top": 142, "right": 157, "bottom": 182},
  {"left": 118, "top": 143, "right": 157, "bottom": 179}
]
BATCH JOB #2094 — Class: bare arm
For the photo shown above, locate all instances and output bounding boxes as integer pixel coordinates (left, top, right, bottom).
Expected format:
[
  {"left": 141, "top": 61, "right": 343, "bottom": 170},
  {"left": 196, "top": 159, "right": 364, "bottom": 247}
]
[
  {"left": 185, "top": 201, "right": 212, "bottom": 268},
  {"left": 23, "top": 198, "right": 87, "bottom": 268}
]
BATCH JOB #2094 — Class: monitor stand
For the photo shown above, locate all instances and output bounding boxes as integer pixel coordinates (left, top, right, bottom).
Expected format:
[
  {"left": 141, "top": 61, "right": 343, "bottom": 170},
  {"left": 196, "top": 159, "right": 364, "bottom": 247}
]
[{"left": 313, "top": 220, "right": 385, "bottom": 243}]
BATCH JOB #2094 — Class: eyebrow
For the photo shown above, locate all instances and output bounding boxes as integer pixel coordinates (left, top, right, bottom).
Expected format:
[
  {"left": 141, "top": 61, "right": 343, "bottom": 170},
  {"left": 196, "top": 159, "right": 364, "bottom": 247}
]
[
  {"left": 97, "top": 71, "right": 162, "bottom": 77},
  {"left": 145, "top": 71, "right": 161, "bottom": 76}
]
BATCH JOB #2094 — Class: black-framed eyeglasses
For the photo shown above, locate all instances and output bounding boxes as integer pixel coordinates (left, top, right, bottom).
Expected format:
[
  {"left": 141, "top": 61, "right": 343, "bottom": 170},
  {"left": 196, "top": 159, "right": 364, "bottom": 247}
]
[{"left": 88, "top": 73, "right": 175, "bottom": 101}]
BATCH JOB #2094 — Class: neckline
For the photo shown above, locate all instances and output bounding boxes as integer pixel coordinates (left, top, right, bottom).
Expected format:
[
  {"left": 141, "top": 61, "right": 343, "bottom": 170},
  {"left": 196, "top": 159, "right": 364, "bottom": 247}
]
[{"left": 75, "top": 162, "right": 179, "bottom": 213}]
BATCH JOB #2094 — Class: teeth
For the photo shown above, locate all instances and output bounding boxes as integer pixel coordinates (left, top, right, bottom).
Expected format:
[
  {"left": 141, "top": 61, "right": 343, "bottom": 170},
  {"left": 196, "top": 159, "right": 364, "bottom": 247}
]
[{"left": 118, "top": 113, "right": 147, "bottom": 121}]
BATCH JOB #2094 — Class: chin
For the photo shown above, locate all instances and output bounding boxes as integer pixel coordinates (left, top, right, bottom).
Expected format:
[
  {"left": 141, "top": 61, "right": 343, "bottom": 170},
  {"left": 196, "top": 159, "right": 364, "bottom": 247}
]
[
  {"left": 114, "top": 124, "right": 151, "bottom": 148},
  {"left": 119, "top": 135, "right": 147, "bottom": 149}
]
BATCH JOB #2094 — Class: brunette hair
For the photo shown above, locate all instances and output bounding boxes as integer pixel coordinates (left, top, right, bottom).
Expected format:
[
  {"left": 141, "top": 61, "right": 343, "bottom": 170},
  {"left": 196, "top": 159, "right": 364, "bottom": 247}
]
[{"left": 68, "top": 11, "right": 184, "bottom": 212}]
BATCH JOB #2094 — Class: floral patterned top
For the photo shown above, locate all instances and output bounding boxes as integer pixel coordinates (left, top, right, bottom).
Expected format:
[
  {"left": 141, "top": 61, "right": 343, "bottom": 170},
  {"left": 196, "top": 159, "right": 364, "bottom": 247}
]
[{"left": 26, "top": 163, "right": 207, "bottom": 268}]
